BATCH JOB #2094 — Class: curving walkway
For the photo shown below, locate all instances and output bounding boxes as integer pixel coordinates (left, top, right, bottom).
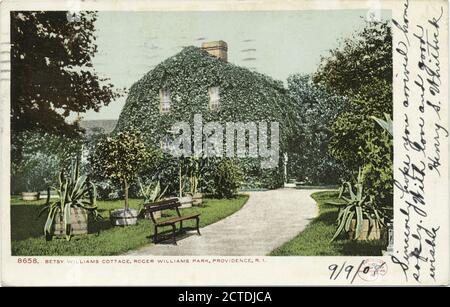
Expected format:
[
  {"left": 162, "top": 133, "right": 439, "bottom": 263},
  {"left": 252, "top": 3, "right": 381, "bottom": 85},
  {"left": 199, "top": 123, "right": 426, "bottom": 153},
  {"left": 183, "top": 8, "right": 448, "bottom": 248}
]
[{"left": 126, "top": 188, "right": 320, "bottom": 256}]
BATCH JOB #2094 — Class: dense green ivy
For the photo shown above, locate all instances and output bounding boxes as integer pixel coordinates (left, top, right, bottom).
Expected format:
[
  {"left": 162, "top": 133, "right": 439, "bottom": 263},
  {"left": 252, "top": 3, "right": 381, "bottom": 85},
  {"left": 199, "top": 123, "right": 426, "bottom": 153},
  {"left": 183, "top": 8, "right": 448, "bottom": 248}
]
[
  {"left": 286, "top": 74, "right": 350, "bottom": 184},
  {"left": 115, "top": 46, "right": 295, "bottom": 188}
]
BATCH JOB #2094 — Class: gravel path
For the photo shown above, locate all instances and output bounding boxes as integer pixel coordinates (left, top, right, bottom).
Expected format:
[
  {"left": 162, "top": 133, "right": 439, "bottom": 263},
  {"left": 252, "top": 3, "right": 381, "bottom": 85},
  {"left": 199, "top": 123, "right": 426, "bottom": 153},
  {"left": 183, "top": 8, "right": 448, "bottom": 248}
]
[{"left": 126, "top": 188, "right": 319, "bottom": 256}]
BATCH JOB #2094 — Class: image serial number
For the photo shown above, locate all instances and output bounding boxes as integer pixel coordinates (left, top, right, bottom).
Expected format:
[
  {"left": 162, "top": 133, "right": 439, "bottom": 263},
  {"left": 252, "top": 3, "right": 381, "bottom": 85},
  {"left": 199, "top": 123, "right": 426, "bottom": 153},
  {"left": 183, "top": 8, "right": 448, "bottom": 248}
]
[{"left": 17, "top": 257, "right": 39, "bottom": 264}]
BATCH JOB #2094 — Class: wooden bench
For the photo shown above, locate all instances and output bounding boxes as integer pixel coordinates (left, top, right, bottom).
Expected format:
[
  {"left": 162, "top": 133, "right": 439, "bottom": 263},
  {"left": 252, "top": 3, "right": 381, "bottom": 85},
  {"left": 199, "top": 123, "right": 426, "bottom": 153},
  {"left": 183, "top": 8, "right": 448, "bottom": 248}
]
[{"left": 144, "top": 198, "right": 201, "bottom": 244}]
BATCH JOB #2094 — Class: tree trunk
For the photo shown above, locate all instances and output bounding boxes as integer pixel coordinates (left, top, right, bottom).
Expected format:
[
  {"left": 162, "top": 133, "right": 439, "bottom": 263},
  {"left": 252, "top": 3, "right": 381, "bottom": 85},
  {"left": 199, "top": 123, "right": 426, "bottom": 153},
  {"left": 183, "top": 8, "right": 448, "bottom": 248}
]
[
  {"left": 179, "top": 165, "right": 182, "bottom": 198},
  {"left": 46, "top": 186, "right": 51, "bottom": 204},
  {"left": 124, "top": 179, "right": 129, "bottom": 211}
]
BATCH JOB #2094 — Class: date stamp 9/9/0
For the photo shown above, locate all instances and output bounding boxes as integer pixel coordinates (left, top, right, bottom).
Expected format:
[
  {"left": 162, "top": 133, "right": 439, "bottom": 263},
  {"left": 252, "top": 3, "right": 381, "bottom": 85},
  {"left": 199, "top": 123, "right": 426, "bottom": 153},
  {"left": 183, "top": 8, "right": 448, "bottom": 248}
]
[{"left": 328, "top": 259, "right": 388, "bottom": 283}]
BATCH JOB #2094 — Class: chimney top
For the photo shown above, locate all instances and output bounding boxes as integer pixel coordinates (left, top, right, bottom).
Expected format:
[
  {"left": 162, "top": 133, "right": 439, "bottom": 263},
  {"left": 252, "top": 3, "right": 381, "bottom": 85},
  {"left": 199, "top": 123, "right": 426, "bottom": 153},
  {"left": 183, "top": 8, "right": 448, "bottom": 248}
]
[{"left": 201, "top": 40, "right": 228, "bottom": 62}]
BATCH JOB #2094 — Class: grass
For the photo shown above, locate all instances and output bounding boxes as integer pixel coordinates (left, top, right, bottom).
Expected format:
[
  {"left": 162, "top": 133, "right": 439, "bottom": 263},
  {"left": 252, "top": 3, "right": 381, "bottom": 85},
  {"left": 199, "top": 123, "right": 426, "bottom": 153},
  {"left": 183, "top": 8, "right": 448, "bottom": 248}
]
[
  {"left": 269, "top": 190, "right": 385, "bottom": 256},
  {"left": 11, "top": 194, "right": 249, "bottom": 256}
]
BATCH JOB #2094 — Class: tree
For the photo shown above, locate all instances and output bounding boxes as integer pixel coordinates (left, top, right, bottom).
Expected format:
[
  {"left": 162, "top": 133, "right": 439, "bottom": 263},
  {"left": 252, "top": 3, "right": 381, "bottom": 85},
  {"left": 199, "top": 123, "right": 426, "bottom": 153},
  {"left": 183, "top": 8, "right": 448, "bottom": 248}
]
[
  {"left": 90, "top": 130, "right": 150, "bottom": 210},
  {"left": 286, "top": 74, "right": 349, "bottom": 184},
  {"left": 10, "top": 11, "right": 122, "bottom": 137},
  {"left": 314, "top": 21, "right": 392, "bottom": 98},
  {"left": 313, "top": 21, "right": 393, "bottom": 207},
  {"left": 11, "top": 131, "right": 82, "bottom": 194},
  {"left": 313, "top": 20, "right": 392, "bottom": 169}
]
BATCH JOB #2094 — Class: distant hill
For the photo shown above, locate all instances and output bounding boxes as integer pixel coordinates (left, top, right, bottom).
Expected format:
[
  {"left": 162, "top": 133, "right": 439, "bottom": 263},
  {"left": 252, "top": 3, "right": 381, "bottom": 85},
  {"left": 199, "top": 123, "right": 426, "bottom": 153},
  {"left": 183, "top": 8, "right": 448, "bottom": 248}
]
[{"left": 79, "top": 119, "right": 117, "bottom": 135}]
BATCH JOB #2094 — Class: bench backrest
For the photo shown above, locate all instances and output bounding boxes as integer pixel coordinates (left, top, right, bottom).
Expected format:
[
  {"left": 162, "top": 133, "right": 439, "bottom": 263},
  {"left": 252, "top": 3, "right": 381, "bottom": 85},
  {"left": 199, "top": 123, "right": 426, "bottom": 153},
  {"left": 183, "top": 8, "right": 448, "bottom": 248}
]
[
  {"left": 144, "top": 198, "right": 182, "bottom": 223},
  {"left": 144, "top": 198, "right": 181, "bottom": 213}
]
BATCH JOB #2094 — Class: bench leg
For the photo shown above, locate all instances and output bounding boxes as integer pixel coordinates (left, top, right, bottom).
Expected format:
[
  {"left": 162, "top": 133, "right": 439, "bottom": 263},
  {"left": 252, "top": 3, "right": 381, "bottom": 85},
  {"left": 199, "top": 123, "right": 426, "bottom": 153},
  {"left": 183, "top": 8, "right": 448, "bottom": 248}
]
[
  {"left": 172, "top": 224, "right": 177, "bottom": 245},
  {"left": 179, "top": 220, "right": 183, "bottom": 233},
  {"left": 153, "top": 225, "right": 158, "bottom": 243},
  {"left": 196, "top": 217, "right": 201, "bottom": 236}
]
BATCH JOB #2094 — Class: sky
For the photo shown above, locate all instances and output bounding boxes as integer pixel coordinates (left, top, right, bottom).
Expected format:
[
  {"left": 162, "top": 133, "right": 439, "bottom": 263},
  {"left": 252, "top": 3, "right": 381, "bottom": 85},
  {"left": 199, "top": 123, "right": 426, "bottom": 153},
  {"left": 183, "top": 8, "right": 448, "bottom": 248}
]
[{"left": 81, "top": 9, "right": 390, "bottom": 120}]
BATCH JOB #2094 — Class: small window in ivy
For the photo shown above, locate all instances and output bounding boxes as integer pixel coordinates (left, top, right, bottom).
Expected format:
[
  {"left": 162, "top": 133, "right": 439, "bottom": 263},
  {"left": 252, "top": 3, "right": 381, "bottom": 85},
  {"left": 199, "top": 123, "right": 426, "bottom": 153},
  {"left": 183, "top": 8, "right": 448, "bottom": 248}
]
[
  {"left": 160, "top": 136, "right": 173, "bottom": 153},
  {"left": 160, "top": 89, "right": 171, "bottom": 113},
  {"left": 208, "top": 86, "right": 220, "bottom": 111}
]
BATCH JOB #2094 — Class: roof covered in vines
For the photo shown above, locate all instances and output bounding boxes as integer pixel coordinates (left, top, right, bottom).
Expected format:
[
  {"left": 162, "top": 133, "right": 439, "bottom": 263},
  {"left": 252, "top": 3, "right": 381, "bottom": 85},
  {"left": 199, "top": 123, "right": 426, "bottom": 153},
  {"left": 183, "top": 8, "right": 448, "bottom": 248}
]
[{"left": 115, "top": 46, "right": 295, "bottom": 148}]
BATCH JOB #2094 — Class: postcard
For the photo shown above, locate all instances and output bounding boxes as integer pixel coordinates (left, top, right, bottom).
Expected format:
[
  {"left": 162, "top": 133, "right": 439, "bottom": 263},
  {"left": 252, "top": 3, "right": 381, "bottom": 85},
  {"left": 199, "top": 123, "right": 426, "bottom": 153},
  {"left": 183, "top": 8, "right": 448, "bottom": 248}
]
[{"left": 0, "top": 0, "right": 448, "bottom": 287}]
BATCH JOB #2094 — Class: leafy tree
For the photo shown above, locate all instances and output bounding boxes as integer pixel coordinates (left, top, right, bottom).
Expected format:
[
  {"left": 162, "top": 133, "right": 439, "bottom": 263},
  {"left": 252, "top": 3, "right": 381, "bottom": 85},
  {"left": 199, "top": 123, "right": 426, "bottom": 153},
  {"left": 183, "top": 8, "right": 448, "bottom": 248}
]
[
  {"left": 10, "top": 11, "right": 122, "bottom": 138},
  {"left": 314, "top": 21, "right": 392, "bottom": 98},
  {"left": 326, "top": 78, "right": 392, "bottom": 169},
  {"left": 286, "top": 74, "right": 349, "bottom": 184},
  {"left": 314, "top": 21, "right": 392, "bottom": 168},
  {"left": 314, "top": 21, "right": 393, "bottom": 207},
  {"left": 11, "top": 131, "right": 82, "bottom": 193},
  {"left": 90, "top": 130, "right": 151, "bottom": 210}
]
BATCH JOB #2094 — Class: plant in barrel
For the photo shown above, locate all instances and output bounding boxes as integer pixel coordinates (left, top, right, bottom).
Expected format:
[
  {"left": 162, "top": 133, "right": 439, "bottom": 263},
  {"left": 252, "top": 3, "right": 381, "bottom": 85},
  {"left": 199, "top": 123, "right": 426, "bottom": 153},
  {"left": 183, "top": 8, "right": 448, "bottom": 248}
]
[
  {"left": 137, "top": 178, "right": 168, "bottom": 219},
  {"left": 139, "top": 179, "right": 168, "bottom": 203},
  {"left": 90, "top": 129, "right": 149, "bottom": 225},
  {"left": 329, "top": 169, "right": 385, "bottom": 241},
  {"left": 40, "top": 154, "right": 100, "bottom": 241},
  {"left": 187, "top": 155, "right": 207, "bottom": 205}
]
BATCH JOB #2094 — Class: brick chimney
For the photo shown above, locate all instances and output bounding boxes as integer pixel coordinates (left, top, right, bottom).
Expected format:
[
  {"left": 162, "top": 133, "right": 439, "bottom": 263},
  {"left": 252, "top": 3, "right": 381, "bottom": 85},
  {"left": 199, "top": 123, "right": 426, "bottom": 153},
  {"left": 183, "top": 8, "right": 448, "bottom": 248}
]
[{"left": 201, "top": 40, "right": 228, "bottom": 62}]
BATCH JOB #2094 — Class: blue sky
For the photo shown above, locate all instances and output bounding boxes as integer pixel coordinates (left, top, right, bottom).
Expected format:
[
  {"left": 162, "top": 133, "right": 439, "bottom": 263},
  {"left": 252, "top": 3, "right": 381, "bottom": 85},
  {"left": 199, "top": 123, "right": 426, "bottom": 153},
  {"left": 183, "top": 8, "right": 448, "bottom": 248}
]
[{"left": 82, "top": 10, "right": 390, "bottom": 120}]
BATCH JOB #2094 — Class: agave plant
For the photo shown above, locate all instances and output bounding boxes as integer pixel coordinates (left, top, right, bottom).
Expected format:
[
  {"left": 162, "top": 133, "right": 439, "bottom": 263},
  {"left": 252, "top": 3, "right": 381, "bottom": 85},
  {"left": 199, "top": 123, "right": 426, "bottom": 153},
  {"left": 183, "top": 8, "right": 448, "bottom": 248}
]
[
  {"left": 39, "top": 156, "right": 100, "bottom": 241},
  {"left": 371, "top": 113, "right": 393, "bottom": 136},
  {"left": 188, "top": 155, "right": 206, "bottom": 195},
  {"left": 138, "top": 178, "right": 168, "bottom": 203},
  {"left": 330, "top": 169, "right": 385, "bottom": 241}
]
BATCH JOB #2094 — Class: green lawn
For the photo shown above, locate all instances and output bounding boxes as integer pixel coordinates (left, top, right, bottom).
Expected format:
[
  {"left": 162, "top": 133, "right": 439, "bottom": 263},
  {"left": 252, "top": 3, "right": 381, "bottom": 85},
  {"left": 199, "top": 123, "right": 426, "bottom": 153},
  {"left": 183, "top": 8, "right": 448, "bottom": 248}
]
[
  {"left": 11, "top": 195, "right": 249, "bottom": 256},
  {"left": 269, "top": 190, "right": 385, "bottom": 256}
]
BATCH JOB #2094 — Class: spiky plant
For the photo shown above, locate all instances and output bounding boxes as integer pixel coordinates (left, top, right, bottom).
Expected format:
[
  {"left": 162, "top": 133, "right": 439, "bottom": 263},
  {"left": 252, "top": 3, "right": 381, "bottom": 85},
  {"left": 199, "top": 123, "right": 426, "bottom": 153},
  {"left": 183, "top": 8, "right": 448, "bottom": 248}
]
[
  {"left": 372, "top": 113, "right": 393, "bottom": 136},
  {"left": 330, "top": 169, "right": 385, "bottom": 241},
  {"left": 138, "top": 179, "right": 168, "bottom": 203},
  {"left": 40, "top": 155, "right": 100, "bottom": 241},
  {"left": 188, "top": 155, "right": 207, "bottom": 195}
]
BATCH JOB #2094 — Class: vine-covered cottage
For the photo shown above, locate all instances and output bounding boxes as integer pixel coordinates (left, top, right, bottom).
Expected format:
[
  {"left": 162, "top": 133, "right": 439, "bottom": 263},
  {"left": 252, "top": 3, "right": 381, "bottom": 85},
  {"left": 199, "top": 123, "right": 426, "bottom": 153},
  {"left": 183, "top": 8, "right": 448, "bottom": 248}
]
[{"left": 115, "top": 41, "right": 295, "bottom": 188}]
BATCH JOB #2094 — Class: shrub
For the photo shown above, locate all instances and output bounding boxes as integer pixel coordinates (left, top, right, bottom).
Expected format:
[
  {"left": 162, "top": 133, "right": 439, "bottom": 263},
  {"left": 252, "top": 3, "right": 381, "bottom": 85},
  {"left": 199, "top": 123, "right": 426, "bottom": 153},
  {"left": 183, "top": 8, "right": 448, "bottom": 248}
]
[
  {"left": 204, "top": 159, "right": 243, "bottom": 198},
  {"left": 361, "top": 128, "right": 393, "bottom": 218},
  {"left": 240, "top": 160, "right": 284, "bottom": 189},
  {"left": 285, "top": 74, "right": 350, "bottom": 185}
]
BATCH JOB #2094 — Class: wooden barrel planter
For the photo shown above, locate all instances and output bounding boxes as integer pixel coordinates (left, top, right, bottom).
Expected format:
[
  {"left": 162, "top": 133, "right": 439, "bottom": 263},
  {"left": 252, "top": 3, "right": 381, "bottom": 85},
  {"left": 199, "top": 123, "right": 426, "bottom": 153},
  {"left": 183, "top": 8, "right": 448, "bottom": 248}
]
[
  {"left": 52, "top": 206, "right": 88, "bottom": 237},
  {"left": 21, "top": 192, "right": 40, "bottom": 201},
  {"left": 144, "top": 205, "right": 161, "bottom": 220},
  {"left": 192, "top": 193, "right": 203, "bottom": 206},
  {"left": 178, "top": 196, "right": 193, "bottom": 208},
  {"left": 348, "top": 219, "right": 382, "bottom": 241},
  {"left": 110, "top": 208, "right": 139, "bottom": 226}
]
